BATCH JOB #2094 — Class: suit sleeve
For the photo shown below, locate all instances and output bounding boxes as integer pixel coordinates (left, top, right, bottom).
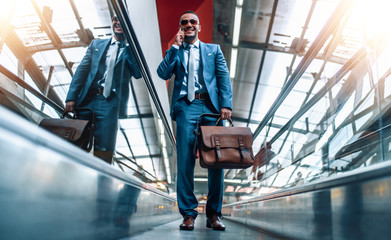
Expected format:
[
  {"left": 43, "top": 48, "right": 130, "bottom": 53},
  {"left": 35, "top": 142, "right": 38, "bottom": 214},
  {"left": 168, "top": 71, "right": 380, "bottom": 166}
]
[
  {"left": 125, "top": 46, "right": 142, "bottom": 79},
  {"left": 157, "top": 46, "right": 179, "bottom": 80},
  {"left": 215, "top": 45, "right": 233, "bottom": 110},
  {"left": 65, "top": 41, "right": 94, "bottom": 102}
]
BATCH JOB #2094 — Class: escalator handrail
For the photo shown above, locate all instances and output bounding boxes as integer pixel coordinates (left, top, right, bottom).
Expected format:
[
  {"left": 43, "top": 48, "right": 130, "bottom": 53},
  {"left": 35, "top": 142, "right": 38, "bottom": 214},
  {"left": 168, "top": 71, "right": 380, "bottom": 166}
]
[
  {"left": 0, "top": 64, "right": 64, "bottom": 113},
  {"left": 224, "top": 159, "right": 391, "bottom": 207}
]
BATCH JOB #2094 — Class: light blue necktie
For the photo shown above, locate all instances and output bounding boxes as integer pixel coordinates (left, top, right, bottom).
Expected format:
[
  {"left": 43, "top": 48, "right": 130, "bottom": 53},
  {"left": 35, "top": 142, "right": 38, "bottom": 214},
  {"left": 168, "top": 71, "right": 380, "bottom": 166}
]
[
  {"left": 104, "top": 41, "right": 119, "bottom": 98},
  {"left": 187, "top": 45, "right": 195, "bottom": 102}
]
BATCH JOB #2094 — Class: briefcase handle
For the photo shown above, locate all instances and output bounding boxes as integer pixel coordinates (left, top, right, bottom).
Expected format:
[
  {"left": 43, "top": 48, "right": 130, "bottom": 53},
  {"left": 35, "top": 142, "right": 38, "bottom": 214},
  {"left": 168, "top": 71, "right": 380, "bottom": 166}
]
[
  {"left": 215, "top": 117, "right": 233, "bottom": 127},
  {"left": 195, "top": 113, "right": 234, "bottom": 129},
  {"left": 61, "top": 108, "right": 96, "bottom": 136},
  {"left": 193, "top": 113, "right": 234, "bottom": 158},
  {"left": 61, "top": 107, "right": 96, "bottom": 152},
  {"left": 62, "top": 111, "right": 78, "bottom": 119},
  {"left": 62, "top": 107, "right": 95, "bottom": 120}
]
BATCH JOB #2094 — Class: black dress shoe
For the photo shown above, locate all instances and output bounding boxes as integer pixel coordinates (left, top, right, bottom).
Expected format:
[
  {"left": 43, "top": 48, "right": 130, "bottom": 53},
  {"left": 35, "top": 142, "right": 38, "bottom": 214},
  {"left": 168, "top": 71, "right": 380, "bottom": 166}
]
[
  {"left": 180, "top": 215, "right": 195, "bottom": 230},
  {"left": 206, "top": 215, "right": 226, "bottom": 231}
]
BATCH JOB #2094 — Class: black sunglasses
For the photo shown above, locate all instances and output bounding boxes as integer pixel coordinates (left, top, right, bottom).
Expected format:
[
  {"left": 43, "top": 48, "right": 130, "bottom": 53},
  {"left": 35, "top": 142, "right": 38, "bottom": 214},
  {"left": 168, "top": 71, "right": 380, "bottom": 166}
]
[{"left": 181, "top": 19, "right": 198, "bottom": 25}]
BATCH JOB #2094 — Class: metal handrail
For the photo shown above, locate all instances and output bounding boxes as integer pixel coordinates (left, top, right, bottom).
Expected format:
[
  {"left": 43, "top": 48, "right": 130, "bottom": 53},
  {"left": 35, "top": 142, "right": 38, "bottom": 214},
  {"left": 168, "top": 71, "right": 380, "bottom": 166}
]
[
  {"left": 0, "top": 64, "right": 64, "bottom": 113},
  {"left": 223, "top": 159, "right": 391, "bottom": 207},
  {"left": 109, "top": 0, "right": 176, "bottom": 151}
]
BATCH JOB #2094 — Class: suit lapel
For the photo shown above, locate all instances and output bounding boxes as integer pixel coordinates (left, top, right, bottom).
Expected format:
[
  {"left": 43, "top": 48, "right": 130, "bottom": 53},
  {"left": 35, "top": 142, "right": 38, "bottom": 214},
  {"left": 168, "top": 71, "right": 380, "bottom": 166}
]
[
  {"left": 200, "top": 41, "right": 207, "bottom": 79},
  {"left": 179, "top": 46, "right": 187, "bottom": 73},
  {"left": 89, "top": 38, "right": 111, "bottom": 81},
  {"left": 97, "top": 38, "right": 112, "bottom": 63}
]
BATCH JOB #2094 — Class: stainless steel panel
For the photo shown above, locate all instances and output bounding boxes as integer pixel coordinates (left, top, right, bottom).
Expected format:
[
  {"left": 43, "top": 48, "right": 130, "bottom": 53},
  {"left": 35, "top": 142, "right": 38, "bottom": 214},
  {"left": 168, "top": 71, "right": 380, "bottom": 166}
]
[
  {"left": 224, "top": 162, "right": 391, "bottom": 239},
  {"left": 0, "top": 106, "right": 179, "bottom": 240}
]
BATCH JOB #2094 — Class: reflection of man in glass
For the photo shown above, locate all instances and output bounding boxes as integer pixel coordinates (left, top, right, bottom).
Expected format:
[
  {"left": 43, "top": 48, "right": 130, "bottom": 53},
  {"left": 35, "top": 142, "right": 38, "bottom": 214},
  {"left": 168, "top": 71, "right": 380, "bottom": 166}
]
[
  {"left": 114, "top": 184, "right": 141, "bottom": 227},
  {"left": 157, "top": 11, "right": 232, "bottom": 231},
  {"left": 293, "top": 171, "right": 304, "bottom": 186},
  {"left": 65, "top": 16, "right": 141, "bottom": 164}
]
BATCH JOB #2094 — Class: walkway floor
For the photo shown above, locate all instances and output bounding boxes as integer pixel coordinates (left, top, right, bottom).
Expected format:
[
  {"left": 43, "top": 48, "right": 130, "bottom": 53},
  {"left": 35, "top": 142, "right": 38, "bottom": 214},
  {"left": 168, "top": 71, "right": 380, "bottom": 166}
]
[{"left": 121, "top": 214, "right": 283, "bottom": 240}]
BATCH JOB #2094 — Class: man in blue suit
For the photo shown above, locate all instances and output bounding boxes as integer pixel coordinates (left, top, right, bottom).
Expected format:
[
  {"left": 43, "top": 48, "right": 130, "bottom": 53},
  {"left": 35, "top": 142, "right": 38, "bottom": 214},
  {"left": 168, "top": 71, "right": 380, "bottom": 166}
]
[
  {"left": 157, "top": 10, "right": 232, "bottom": 231},
  {"left": 65, "top": 16, "right": 141, "bottom": 164}
]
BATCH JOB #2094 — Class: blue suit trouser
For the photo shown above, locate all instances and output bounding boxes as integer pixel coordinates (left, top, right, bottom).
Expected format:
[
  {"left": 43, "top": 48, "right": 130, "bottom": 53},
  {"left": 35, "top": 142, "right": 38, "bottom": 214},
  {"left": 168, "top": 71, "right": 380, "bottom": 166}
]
[
  {"left": 174, "top": 98, "right": 224, "bottom": 219},
  {"left": 78, "top": 94, "right": 119, "bottom": 152}
]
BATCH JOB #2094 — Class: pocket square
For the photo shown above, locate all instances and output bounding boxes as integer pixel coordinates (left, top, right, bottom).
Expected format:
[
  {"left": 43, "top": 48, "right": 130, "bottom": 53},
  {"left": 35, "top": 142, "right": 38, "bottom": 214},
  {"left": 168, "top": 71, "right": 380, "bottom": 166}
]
[
  {"left": 208, "top": 53, "right": 212, "bottom": 56},
  {"left": 94, "top": 49, "right": 99, "bottom": 51}
]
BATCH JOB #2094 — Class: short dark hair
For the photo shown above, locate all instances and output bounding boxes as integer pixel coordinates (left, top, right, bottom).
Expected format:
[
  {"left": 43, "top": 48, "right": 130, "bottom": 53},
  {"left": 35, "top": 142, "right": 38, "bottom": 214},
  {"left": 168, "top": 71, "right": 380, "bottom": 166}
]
[{"left": 179, "top": 10, "right": 200, "bottom": 24}]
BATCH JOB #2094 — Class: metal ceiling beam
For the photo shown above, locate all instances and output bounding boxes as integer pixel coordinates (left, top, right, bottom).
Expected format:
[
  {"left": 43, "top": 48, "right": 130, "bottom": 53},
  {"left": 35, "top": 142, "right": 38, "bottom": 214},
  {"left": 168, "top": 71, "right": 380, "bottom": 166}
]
[
  {"left": 232, "top": 116, "right": 307, "bottom": 135},
  {"left": 231, "top": 0, "right": 279, "bottom": 183},
  {"left": 282, "top": 0, "right": 319, "bottom": 103},
  {"left": 249, "top": 0, "right": 354, "bottom": 185},
  {"left": 288, "top": 32, "right": 391, "bottom": 164},
  {"left": 272, "top": 47, "right": 367, "bottom": 150},
  {"left": 253, "top": 0, "right": 356, "bottom": 139},
  {"left": 68, "top": 0, "right": 91, "bottom": 45},
  {"left": 3, "top": 27, "right": 64, "bottom": 108},
  {"left": 245, "top": 0, "right": 279, "bottom": 127},
  {"left": 40, "top": 66, "right": 54, "bottom": 111},
  {"left": 276, "top": 0, "right": 337, "bottom": 154},
  {"left": 229, "top": 40, "right": 348, "bottom": 65},
  {"left": 303, "top": 63, "right": 391, "bottom": 164},
  {"left": 27, "top": 41, "right": 85, "bottom": 54},
  {"left": 30, "top": 0, "right": 74, "bottom": 77}
]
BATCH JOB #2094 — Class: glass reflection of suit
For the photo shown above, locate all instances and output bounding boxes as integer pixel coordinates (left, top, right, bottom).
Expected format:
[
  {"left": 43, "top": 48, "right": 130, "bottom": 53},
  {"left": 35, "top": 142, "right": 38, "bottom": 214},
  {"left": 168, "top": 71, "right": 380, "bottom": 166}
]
[
  {"left": 65, "top": 16, "right": 141, "bottom": 164},
  {"left": 114, "top": 184, "right": 141, "bottom": 228}
]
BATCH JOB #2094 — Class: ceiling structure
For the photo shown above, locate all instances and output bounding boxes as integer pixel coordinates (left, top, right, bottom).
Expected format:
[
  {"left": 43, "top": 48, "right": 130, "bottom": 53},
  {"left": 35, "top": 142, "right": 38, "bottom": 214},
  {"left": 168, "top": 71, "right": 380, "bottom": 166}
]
[{"left": 1, "top": 0, "right": 391, "bottom": 202}]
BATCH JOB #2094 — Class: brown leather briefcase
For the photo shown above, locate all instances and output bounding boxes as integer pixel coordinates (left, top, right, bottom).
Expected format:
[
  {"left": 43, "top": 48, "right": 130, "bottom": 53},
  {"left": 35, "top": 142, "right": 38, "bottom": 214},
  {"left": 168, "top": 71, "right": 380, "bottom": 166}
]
[
  {"left": 194, "top": 114, "right": 254, "bottom": 169},
  {"left": 39, "top": 108, "right": 95, "bottom": 152}
]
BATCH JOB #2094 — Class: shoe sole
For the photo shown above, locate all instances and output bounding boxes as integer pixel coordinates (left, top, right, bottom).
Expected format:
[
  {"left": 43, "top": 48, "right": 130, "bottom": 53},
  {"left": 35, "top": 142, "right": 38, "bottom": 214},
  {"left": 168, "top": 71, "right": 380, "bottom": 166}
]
[
  {"left": 180, "top": 226, "right": 194, "bottom": 230},
  {"left": 206, "top": 223, "right": 225, "bottom": 231},
  {"left": 212, "top": 227, "right": 225, "bottom": 231}
]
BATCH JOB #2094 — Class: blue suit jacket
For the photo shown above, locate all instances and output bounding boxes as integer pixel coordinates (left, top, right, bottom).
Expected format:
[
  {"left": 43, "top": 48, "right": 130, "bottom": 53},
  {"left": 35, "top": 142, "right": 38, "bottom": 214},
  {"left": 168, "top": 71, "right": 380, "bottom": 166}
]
[
  {"left": 66, "top": 38, "right": 141, "bottom": 118},
  {"left": 157, "top": 41, "right": 232, "bottom": 120}
]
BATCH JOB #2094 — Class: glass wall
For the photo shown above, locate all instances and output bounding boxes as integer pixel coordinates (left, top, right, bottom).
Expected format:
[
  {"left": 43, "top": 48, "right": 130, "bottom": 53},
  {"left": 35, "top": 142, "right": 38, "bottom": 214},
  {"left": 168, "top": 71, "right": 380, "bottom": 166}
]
[
  {"left": 0, "top": 0, "right": 175, "bottom": 194},
  {"left": 247, "top": 0, "right": 391, "bottom": 200}
]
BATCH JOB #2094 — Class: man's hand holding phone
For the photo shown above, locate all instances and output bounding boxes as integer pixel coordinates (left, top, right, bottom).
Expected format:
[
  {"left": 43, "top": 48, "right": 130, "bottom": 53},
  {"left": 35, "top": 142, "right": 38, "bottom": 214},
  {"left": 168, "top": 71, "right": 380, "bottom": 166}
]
[{"left": 174, "top": 29, "right": 184, "bottom": 47}]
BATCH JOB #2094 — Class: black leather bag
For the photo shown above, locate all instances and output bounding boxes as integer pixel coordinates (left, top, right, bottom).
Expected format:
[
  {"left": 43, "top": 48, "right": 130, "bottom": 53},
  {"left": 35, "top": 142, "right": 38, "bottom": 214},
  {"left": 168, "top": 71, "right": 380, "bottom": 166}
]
[
  {"left": 39, "top": 108, "right": 95, "bottom": 152},
  {"left": 194, "top": 114, "right": 254, "bottom": 169}
]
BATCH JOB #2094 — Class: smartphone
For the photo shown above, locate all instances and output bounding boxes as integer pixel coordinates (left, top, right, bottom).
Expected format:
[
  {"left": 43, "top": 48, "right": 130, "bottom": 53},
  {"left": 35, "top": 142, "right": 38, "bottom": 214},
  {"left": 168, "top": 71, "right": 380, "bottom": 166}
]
[{"left": 179, "top": 28, "right": 184, "bottom": 42}]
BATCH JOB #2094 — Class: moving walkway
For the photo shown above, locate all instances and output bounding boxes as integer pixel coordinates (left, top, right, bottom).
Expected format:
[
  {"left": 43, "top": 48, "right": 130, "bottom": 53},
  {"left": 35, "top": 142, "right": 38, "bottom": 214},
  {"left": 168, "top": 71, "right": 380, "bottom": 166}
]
[{"left": 1, "top": 0, "right": 391, "bottom": 239}]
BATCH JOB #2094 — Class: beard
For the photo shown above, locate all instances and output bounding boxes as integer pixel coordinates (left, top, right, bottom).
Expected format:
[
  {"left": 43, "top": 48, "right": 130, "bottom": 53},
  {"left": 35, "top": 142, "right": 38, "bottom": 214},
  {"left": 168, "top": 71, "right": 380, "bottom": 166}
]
[
  {"left": 114, "top": 32, "right": 125, "bottom": 40},
  {"left": 183, "top": 26, "right": 198, "bottom": 43},
  {"left": 184, "top": 34, "right": 197, "bottom": 42}
]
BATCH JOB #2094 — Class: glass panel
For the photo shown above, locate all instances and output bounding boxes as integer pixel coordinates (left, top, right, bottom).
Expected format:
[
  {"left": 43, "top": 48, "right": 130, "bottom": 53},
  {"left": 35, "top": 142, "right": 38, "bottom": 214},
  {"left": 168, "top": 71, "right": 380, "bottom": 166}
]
[
  {"left": 0, "top": 0, "right": 176, "bottom": 194},
  {"left": 244, "top": 0, "right": 391, "bottom": 201}
]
